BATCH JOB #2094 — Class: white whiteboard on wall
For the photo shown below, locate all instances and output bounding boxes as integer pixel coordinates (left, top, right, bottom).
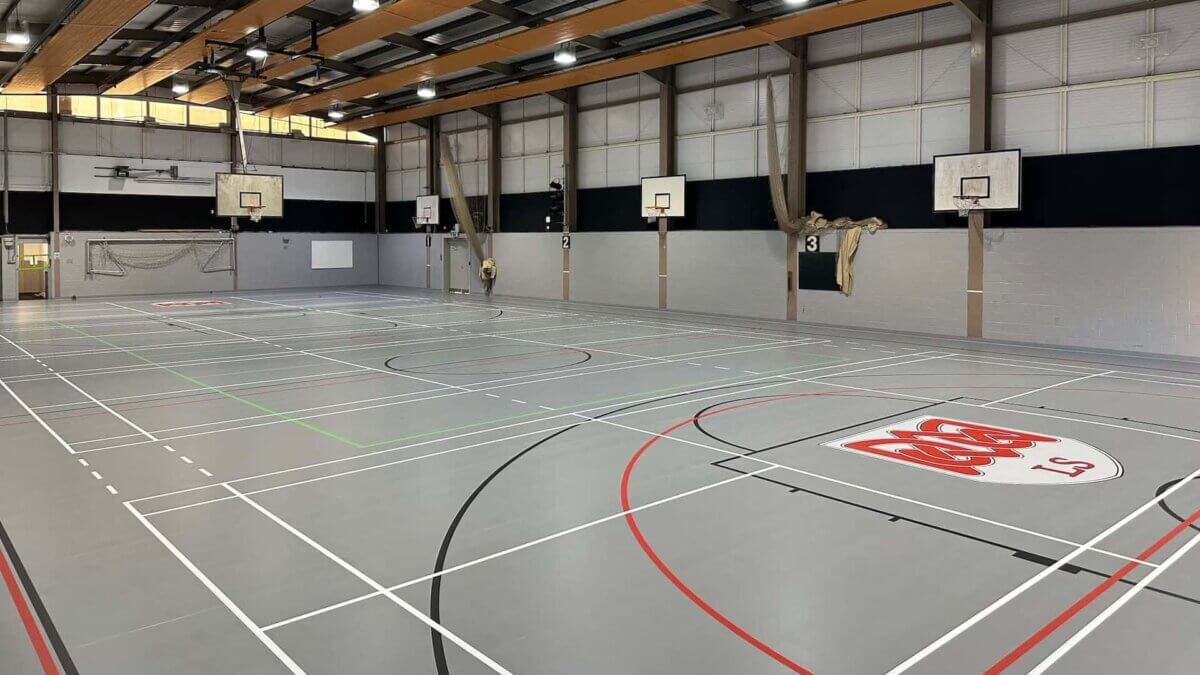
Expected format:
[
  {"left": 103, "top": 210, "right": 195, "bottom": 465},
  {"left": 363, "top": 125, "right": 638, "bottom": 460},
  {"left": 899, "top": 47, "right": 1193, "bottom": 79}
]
[{"left": 311, "top": 240, "right": 353, "bottom": 269}]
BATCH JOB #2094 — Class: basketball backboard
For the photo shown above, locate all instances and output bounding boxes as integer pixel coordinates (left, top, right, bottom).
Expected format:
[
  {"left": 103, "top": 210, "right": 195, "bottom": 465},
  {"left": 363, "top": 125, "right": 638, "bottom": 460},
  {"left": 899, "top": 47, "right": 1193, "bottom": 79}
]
[
  {"left": 933, "top": 150, "right": 1021, "bottom": 214},
  {"left": 415, "top": 194, "right": 440, "bottom": 228},
  {"left": 216, "top": 173, "right": 284, "bottom": 218},
  {"left": 641, "top": 175, "right": 686, "bottom": 219}
]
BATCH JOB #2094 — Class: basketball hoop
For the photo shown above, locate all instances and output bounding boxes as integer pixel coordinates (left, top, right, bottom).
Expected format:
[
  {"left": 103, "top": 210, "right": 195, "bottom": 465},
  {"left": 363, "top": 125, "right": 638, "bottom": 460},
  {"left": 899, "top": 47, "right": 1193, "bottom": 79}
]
[
  {"left": 644, "top": 206, "right": 668, "bottom": 221},
  {"left": 953, "top": 195, "right": 982, "bottom": 218},
  {"left": 413, "top": 216, "right": 430, "bottom": 230},
  {"left": 247, "top": 206, "right": 263, "bottom": 223}
]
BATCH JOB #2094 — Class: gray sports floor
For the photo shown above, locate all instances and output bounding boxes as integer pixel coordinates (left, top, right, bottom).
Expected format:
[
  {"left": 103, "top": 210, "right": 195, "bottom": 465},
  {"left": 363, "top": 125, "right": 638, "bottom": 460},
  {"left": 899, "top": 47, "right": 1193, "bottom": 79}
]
[{"left": 2, "top": 287, "right": 1200, "bottom": 675}]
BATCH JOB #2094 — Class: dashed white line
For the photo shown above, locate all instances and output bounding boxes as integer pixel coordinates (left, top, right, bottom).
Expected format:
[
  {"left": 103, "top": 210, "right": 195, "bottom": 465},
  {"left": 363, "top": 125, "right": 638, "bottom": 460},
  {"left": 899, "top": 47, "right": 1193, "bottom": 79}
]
[
  {"left": 106, "top": 485, "right": 118, "bottom": 495},
  {"left": 91, "top": 471, "right": 103, "bottom": 480},
  {"left": 180, "top": 456, "right": 194, "bottom": 464},
  {"left": 484, "top": 393, "right": 500, "bottom": 399},
  {"left": 163, "top": 445, "right": 176, "bottom": 452},
  {"left": 538, "top": 405, "right": 556, "bottom": 411},
  {"left": 743, "top": 370, "right": 761, "bottom": 375},
  {"left": 510, "top": 399, "right": 527, "bottom": 405},
  {"left": 78, "top": 458, "right": 89, "bottom": 467},
  {"left": 714, "top": 366, "right": 730, "bottom": 371},
  {"left": 199, "top": 468, "right": 214, "bottom": 478}
]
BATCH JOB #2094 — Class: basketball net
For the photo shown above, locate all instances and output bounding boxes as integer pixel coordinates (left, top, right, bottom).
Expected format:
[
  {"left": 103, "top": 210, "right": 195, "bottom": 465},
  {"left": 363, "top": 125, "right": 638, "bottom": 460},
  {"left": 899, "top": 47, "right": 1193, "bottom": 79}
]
[
  {"left": 954, "top": 196, "right": 982, "bottom": 219},
  {"left": 247, "top": 206, "right": 263, "bottom": 223},
  {"left": 645, "top": 206, "right": 668, "bottom": 222}
]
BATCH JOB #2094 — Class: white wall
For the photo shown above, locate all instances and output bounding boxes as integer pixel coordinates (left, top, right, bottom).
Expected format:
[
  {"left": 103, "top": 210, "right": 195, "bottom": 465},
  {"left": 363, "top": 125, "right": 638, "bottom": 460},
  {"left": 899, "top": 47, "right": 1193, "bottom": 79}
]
[
  {"left": 578, "top": 75, "right": 660, "bottom": 188},
  {"left": 500, "top": 94, "right": 565, "bottom": 194},
  {"left": 985, "top": 227, "right": 1200, "bottom": 356},
  {"left": 237, "top": 232, "right": 379, "bottom": 290},
  {"left": 491, "top": 232, "right": 563, "bottom": 300}
]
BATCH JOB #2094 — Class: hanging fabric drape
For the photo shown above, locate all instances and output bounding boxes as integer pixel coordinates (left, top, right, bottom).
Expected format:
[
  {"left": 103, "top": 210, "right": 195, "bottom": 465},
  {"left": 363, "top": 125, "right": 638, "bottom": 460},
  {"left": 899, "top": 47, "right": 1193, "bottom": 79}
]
[{"left": 439, "top": 135, "right": 498, "bottom": 294}]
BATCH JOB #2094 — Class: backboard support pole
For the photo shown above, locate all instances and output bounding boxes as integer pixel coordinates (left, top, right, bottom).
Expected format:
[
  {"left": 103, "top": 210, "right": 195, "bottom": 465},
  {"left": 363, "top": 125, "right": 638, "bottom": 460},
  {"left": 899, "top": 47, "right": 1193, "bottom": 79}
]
[
  {"left": 966, "top": 0, "right": 992, "bottom": 338},
  {"left": 656, "top": 67, "right": 676, "bottom": 310}
]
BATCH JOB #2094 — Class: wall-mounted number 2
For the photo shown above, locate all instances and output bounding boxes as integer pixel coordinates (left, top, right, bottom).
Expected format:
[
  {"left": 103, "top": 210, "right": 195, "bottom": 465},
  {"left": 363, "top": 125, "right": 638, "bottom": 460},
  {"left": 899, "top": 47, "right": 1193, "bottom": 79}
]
[
  {"left": 804, "top": 235, "right": 819, "bottom": 252},
  {"left": 1032, "top": 457, "right": 1096, "bottom": 478}
]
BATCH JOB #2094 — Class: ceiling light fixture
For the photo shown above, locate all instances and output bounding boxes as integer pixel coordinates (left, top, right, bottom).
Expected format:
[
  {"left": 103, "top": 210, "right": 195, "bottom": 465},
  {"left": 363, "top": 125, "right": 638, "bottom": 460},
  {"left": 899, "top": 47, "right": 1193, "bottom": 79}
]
[
  {"left": 171, "top": 78, "right": 189, "bottom": 95},
  {"left": 553, "top": 42, "right": 577, "bottom": 65},
  {"left": 784, "top": 0, "right": 809, "bottom": 5},
  {"left": 352, "top": 0, "right": 380, "bottom": 11},
  {"left": 327, "top": 107, "right": 345, "bottom": 120},
  {"left": 246, "top": 44, "right": 269, "bottom": 60},
  {"left": 416, "top": 81, "right": 437, "bottom": 99},
  {"left": 6, "top": 19, "right": 29, "bottom": 46}
]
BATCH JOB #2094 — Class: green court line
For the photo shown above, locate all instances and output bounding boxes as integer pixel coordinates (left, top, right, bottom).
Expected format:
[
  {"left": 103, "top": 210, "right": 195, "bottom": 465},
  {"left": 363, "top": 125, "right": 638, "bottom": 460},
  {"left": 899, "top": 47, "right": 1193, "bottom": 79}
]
[
  {"left": 352, "top": 357, "right": 849, "bottom": 448},
  {"left": 56, "top": 318, "right": 845, "bottom": 451},
  {"left": 54, "top": 321, "right": 364, "bottom": 448}
]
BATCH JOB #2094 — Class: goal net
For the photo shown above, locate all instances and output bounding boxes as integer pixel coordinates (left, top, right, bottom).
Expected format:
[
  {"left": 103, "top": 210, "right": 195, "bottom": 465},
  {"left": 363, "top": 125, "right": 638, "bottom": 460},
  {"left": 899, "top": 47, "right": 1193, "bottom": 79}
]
[{"left": 86, "top": 238, "right": 235, "bottom": 277}]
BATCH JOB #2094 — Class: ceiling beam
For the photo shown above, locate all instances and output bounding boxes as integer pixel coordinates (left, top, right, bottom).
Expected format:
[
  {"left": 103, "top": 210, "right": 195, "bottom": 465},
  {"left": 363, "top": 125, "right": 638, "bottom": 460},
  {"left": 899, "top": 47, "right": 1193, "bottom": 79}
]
[
  {"left": 335, "top": 0, "right": 949, "bottom": 131},
  {"left": 181, "top": 0, "right": 479, "bottom": 104},
  {"left": 701, "top": 0, "right": 747, "bottom": 19},
  {"left": 949, "top": 0, "right": 985, "bottom": 23},
  {"left": 3, "top": 0, "right": 157, "bottom": 93},
  {"left": 262, "top": 0, "right": 704, "bottom": 119},
  {"left": 107, "top": 0, "right": 316, "bottom": 95}
]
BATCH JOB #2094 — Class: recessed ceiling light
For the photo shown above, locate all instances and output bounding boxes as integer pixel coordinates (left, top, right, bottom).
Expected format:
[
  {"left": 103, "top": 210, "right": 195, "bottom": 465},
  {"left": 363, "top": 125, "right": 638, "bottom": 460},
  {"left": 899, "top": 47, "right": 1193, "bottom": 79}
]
[
  {"left": 6, "top": 19, "right": 29, "bottom": 46},
  {"left": 352, "top": 0, "right": 380, "bottom": 11},
  {"left": 553, "top": 42, "right": 576, "bottom": 65}
]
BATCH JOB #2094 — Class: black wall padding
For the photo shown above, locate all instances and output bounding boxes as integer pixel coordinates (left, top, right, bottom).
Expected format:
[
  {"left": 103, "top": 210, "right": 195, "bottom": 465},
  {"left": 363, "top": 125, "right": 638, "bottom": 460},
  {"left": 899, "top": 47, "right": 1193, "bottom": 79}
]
[
  {"left": 990, "top": 145, "right": 1200, "bottom": 227},
  {"left": 3, "top": 191, "right": 53, "bottom": 234},
  {"left": 501, "top": 191, "right": 558, "bottom": 232},
  {"left": 578, "top": 186, "right": 644, "bottom": 231},
  {"left": 58, "top": 193, "right": 375, "bottom": 233},
  {"left": 386, "top": 200, "right": 416, "bottom": 233},
  {"left": 61, "top": 193, "right": 223, "bottom": 231},
  {"left": 237, "top": 199, "right": 373, "bottom": 232}
]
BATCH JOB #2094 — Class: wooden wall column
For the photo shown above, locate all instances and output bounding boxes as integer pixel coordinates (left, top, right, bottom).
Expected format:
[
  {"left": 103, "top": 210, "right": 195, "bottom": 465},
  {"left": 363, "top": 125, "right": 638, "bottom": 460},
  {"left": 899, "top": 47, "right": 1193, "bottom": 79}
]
[{"left": 965, "top": 0, "right": 991, "bottom": 338}]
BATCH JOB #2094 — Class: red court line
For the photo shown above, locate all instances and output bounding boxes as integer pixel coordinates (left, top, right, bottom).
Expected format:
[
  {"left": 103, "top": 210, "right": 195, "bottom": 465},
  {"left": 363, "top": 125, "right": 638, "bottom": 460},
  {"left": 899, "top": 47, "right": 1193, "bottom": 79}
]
[
  {"left": 986, "top": 504, "right": 1200, "bottom": 673},
  {"left": 621, "top": 392, "right": 831, "bottom": 674},
  {"left": 0, "top": 546, "right": 58, "bottom": 675}
]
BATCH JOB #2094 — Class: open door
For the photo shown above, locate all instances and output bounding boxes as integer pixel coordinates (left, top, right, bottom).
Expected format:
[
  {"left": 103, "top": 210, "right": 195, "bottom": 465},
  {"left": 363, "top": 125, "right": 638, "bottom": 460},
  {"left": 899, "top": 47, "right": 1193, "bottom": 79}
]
[{"left": 17, "top": 238, "right": 49, "bottom": 300}]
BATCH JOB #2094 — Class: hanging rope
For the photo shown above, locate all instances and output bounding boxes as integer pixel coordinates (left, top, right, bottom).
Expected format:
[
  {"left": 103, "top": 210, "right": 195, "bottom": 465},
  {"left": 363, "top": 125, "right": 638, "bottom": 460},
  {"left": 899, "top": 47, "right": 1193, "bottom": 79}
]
[
  {"left": 764, "top": 78, "right": 886, "bottom": 294},
  {"left": 439, "top": 135, "right": 498, "bottom": 294}
]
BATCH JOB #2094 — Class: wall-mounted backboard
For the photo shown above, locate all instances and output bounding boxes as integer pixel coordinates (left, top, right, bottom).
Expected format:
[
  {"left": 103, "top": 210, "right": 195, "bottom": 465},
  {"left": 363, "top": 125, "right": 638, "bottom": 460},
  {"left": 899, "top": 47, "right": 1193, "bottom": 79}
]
[
  {"left": 216, "top": 173, "right": 284, "bottom": 218},
  {"left": 933, "top": 149, "right": 1021, "bottom": 214},
  {"left": 415, "top": 194, "right": 440, "bottom": 228},
  {"left": 641, "top": 175, "right": 686, "bottom": 219}
]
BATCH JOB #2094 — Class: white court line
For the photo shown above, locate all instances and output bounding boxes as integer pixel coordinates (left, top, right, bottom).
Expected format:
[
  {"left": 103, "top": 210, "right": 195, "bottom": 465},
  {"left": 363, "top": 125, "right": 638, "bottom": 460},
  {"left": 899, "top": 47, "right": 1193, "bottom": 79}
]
[
  {"left": 225, "top": 485, "right": 509, "bottom": 674},
  {"left": 983, "top": 371, "right": 1115, "bottom": 407},
  {"left": 885, "top": 459, "right": 1200, "bottom": 674},
  {"left": 262, "top": 467, "right": 773, "bottom": 632},
  {"left": 123, "top": 502, "right": 304, "bottom": 674},
  {"left": 0, "top": 379, "right": 78, "bottom": 454},
  {"left": 1027, "top": 523, "right": 1200, "bottom": 674},
  {"left": 131, "top": 351, "right": 926, "bottom": 510},
  {"left": 257, "top": 355, "right": 1155, "bottom": 632},
  {"left": 72, "top": 332, "right": 820, "bottom": 452}
]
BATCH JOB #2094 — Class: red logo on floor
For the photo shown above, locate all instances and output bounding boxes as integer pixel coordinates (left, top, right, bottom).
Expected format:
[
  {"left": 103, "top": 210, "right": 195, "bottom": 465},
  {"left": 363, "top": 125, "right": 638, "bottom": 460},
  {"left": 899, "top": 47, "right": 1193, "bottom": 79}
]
[
  {"left": 152, "top": 300, "right": 229, "bottom": 308},
  {"left": 824, "top": 416, "right": 1122, "bottom": 485}
]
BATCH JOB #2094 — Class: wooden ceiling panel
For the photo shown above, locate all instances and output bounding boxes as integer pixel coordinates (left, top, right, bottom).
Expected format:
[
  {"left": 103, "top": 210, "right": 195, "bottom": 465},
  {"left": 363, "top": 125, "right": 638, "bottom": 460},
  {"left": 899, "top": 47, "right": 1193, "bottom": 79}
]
[
  {"left": 5, "top": 0, "right": 156, "bottom": 93},
  {"left": 108, "top": 0, "right": 314, "bottom": 96},
  {"left": 335, "top": 0, "right": 948, "bottom": 131},
  {"left": 262, "top": 0, "right": 702, "bottom": 119},
  {"left": 182, "top": 0, "right": 478, "bottom": 105}
]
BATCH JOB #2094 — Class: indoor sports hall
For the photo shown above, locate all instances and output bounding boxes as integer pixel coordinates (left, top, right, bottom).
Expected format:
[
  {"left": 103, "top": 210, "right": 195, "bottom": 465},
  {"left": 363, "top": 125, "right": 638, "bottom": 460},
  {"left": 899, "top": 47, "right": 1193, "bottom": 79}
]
[{"left": 1, "top": 1, "right": 1198, "bottom": 674}]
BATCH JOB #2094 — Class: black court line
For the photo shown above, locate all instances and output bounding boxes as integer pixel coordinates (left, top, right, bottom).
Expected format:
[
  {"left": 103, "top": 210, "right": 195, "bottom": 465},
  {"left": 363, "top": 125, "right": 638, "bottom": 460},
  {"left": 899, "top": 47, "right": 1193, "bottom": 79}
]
[
  {"left": 1157, "top": 478, "right": 1200, "bottom": 534},
  {"left": 0, "top": 518, "right": 78, "bottom": 674},
  {"left": 426, "top": 379, "right": 794, "bottom": 675},
  {"left": 958, "top": 396, "right": 1200, "bottom": 437},
  {"left": 694, "top": 395, "right": 1200, "bottom": 607},
  {"left": 435, "top": 295, "right": 1200, "bottom": 379}
]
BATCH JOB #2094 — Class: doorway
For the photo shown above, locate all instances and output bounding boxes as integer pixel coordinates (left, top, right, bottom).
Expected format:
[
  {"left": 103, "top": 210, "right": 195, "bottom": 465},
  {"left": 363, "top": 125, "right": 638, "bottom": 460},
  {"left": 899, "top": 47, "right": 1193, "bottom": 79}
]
[
  {"left": 444, "top": 237, "right": 471, "bottom": 294},
  {"left": 17, "top": 238, "right": 49, "bottom": 300}
]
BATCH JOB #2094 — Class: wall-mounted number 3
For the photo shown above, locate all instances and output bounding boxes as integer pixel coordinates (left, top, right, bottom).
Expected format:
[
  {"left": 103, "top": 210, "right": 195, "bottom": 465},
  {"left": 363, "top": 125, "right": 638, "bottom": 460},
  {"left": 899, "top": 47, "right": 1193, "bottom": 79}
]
[{"left": 804, "top": 235, "right": 819, "bottom": 252}]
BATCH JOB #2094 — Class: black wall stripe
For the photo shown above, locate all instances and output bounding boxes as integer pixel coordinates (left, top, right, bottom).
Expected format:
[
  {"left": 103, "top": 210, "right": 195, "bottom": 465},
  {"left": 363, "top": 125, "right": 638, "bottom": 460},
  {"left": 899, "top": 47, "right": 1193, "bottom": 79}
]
[
  {"left": 565, "top": 144, "right": 1200, "bottom": 231},
  {"left": 2, "top": 191, "right": 53, "bottom": 234}
]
